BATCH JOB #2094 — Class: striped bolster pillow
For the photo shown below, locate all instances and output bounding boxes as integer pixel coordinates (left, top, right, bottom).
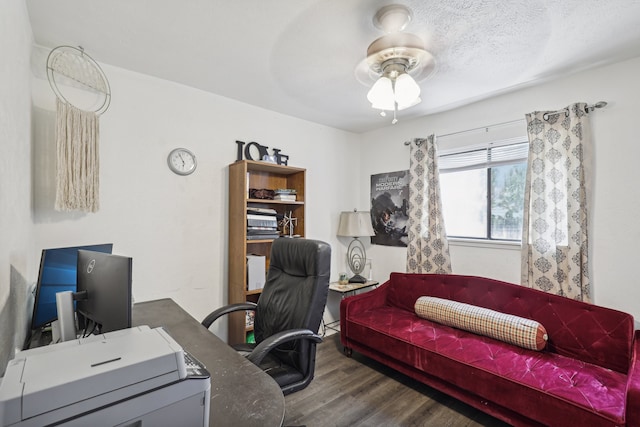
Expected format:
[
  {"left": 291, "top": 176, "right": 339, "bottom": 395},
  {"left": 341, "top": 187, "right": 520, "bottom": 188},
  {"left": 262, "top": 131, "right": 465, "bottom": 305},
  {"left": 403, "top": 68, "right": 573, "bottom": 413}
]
[{"left": 415, "top": 296, "right": 548, "bottom": 351}]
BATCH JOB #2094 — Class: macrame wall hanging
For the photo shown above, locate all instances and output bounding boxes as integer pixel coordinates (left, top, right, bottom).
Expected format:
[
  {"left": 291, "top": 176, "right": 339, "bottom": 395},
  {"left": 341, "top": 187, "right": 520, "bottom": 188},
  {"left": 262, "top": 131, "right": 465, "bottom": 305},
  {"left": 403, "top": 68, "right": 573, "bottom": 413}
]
[{"left": 47, "top": 46, "right": 111, "bottom": 213}]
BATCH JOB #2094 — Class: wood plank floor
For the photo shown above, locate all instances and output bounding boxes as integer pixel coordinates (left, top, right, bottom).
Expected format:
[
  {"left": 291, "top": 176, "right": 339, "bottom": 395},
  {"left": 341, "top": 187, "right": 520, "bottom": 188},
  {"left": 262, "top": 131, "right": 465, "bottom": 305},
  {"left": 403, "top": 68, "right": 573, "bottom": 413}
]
[{"left": 284, "top": 333, "right": 511, "bottom": 427}]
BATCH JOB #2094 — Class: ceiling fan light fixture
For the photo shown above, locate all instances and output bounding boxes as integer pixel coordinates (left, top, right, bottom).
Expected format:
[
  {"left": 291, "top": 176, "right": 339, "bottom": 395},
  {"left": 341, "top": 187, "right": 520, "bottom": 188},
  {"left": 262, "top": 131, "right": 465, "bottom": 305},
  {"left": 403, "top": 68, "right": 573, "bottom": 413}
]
[
  {"left": 362, "top": 4, "right": 433, "bottom": 123},
  {"left": 367, "top": 71, "right": 422, "bottom": 112}
]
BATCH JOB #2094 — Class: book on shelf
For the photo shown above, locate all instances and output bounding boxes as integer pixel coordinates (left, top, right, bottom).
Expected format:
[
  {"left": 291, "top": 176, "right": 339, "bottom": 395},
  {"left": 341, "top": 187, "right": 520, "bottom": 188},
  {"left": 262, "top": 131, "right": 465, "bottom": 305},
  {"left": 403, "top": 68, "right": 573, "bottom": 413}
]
[
  {"left": 246, "top": 207, "right": 277, "bottom": 216},
  {"left": 274, "top": 188, "right": 297, "bottom": 195},
  {"left": 247, "top": 213, "right": 277, "bottom": 220},
  {"left": 247, "top": 229, "right": 279, "bottom": 235},
  {"left": 247, "top": 221, "right": 277, "bottom": 228},
  {"left": 247, "top": 213, "right": 276, "bottom": 220},
  {"left": 247, "top": 226, "right": 279, "bottom": 231},
  {"left": 247, "top": 213, "right": 278, "bottom": 228},
  {"left": 247, "top": 234, "right": 281, "bottom": 240},
  {"left": 274, "top": 194, "right": 296, "bottom": 201}
]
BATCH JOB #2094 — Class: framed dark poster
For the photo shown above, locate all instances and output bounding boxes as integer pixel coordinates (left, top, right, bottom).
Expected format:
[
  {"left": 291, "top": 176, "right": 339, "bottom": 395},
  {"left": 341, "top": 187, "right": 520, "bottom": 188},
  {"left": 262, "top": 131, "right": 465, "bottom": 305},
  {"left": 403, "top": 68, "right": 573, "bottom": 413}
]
[{"left": 370, "top": 171, "right": 409, "bottom": 247}]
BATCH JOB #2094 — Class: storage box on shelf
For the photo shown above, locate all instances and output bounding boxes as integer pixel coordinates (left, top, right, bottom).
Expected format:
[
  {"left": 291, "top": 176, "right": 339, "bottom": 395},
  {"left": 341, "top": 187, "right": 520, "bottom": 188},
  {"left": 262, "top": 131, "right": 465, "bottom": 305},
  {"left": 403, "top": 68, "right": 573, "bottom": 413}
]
[{"left": 228, "top": 160, "right": 306, "bottom": 345}]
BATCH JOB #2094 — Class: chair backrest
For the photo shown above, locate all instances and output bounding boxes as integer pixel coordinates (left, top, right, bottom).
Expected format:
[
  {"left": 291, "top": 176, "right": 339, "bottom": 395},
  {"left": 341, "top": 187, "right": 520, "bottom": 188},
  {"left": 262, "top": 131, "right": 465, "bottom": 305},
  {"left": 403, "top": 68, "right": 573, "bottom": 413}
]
[{"left": 254, "top": 238, "right": 331, "bottom": 371}]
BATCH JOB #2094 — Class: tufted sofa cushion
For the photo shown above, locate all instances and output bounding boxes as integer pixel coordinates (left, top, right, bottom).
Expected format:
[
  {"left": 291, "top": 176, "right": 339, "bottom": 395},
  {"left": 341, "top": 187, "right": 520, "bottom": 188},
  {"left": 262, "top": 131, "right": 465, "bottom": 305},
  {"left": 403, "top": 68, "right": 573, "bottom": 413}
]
[
  {"left": 342, "top": 304, "right": 628, "bottom": 427},
  {"left": 415, "top": 296, "right": 548, "bottom": 350}
]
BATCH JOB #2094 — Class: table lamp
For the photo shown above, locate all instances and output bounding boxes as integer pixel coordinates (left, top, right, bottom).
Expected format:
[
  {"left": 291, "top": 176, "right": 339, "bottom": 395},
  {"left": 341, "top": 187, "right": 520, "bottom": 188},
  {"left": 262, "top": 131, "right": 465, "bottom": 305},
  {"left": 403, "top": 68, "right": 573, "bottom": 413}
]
[{"left": 337, "top": 209, "right": 375, "bottom": 283}]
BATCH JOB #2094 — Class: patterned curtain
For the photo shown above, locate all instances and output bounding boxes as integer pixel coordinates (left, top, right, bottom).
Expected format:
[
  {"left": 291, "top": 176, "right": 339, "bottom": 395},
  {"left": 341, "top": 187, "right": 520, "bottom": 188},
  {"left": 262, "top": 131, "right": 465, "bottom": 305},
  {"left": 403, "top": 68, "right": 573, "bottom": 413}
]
[
  {"left": 521, "top": 103, "right": 591, "bottom": 301},
  {"left": 406, "top": 135, "right": 452, "bottom": 274}
]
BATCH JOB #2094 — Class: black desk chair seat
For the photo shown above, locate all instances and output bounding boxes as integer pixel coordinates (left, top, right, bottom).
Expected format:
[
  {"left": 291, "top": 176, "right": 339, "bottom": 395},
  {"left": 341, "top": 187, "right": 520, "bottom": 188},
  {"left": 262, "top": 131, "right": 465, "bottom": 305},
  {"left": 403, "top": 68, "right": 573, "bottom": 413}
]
[{"left": 202, "top": 238, "right": 331, "bottom": 395}]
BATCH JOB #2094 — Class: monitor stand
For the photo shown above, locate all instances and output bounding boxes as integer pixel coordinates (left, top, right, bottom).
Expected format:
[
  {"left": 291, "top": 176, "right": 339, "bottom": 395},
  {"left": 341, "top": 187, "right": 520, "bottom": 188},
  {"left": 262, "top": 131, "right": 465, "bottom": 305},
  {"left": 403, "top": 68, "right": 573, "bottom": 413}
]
[
  {"left": 50, "top": 320, "right": 60, "bottom": 344},
  {"left": 55, "top": 291, "right": 77, "bottom": 342}
]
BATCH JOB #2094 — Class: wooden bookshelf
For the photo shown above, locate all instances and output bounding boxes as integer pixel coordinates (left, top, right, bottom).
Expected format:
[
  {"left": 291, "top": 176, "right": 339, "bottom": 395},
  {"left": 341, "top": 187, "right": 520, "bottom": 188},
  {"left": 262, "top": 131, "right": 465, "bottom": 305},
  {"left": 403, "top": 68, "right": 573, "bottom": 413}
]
[{"left": 227, "top": 160, "right": 306, "bottom": 345}]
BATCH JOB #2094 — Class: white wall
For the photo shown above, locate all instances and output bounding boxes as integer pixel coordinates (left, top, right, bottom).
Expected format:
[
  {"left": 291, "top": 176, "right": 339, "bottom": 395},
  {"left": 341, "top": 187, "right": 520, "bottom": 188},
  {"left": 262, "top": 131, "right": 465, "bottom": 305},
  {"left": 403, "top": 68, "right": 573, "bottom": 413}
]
[
  {"left": 361, "top": 56, "right": 640, "bottom": 322},
  {"left": 0, "top": 0, "right": 34, "bottom": 374},
  {"left": 30, "top": 51, "right": 361, "bottom": 340}
]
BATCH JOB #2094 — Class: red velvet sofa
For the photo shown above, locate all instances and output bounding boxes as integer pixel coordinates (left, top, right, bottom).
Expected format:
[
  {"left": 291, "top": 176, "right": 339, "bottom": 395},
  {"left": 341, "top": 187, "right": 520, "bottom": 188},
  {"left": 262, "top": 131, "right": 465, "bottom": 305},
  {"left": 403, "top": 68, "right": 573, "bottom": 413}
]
[{"left": 340, "top": 273, "right": 640, "bottom": 427}]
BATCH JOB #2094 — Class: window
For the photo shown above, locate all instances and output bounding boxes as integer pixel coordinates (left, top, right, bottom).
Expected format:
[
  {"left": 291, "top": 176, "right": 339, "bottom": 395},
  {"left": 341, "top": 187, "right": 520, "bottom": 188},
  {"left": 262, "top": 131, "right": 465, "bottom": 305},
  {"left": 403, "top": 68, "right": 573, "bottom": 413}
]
[{"left": 439, "top": 138, "right": 528, "bottom": 241}]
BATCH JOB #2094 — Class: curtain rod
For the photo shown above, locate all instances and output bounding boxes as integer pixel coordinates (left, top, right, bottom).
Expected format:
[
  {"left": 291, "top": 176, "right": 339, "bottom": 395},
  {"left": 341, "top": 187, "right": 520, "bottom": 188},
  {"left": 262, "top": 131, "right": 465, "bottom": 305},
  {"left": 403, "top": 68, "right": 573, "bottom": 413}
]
[
  {"left": 404, "top": 101, "right": 608, "bottom": 146},
  {"left": 541, "top": 101, "right": 607, "bottom": 120},
  {"left": 403, "top": 118, "right": 524, "bottom": 146}
]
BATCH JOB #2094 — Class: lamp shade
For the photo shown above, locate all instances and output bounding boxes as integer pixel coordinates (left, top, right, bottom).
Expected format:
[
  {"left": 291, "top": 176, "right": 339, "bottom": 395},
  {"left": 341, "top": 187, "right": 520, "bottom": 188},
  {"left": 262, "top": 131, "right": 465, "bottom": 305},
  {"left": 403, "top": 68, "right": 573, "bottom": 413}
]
[
  {"left": 337, "top": 211, "right": 375, "bottom": 237},
  {"left": 367, "top": 76, "right": 394, "bottom": 110},
  {"left": 394, "top": 73, "right": 421, "bottom": 108},
  {"left": 367, "top": 73, "right": 422, "bottom": 111}
]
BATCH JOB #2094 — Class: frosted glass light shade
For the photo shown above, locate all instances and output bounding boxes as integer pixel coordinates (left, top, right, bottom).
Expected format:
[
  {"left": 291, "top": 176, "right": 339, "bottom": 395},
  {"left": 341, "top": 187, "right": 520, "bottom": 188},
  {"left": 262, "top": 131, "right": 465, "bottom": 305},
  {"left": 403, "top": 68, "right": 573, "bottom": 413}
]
[
  {"left": 367, "top": 76, "right": 395, "bottom": 110},
  {"left": 394, "top": 73, "right": 421, "bottom": 108},
  {"left": 367, "top": 73, "right": 422, "bottom": 111}
]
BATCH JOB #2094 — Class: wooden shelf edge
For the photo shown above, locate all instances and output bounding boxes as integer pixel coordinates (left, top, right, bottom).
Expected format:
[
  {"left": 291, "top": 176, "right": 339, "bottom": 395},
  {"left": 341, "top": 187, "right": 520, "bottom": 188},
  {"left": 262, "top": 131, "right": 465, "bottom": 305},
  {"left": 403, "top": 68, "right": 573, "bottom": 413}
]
[
  {"left": 247, "top": 239, "right": 279, "bottom": 244},
  {"left": 247, "top": 198, "right": 304, "bottom": 205},
  {"left": 234, "top": 159, "right": 306, "bottom": 174}
]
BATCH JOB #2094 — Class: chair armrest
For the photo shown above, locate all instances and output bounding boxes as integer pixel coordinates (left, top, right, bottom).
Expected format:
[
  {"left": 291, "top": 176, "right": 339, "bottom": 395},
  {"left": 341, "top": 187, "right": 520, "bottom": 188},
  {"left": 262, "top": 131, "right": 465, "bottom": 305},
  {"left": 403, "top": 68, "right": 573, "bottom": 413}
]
[
  {"left": 246, "top": 329, "right": 322, "bottom": 366},
  {"left": 201, "top": 302, "right": 257, "bottom": 328},
  {"left": 626, "top": 330, "right": 640, "bottom": 427}
]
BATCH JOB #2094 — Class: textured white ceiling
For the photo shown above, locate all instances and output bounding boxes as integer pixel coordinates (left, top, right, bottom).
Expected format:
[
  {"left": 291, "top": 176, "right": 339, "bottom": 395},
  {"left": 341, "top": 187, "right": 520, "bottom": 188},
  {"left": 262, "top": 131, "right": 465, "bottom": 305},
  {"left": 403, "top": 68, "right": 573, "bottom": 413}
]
[{"left": 25, "top": 0, "right": 640, "bottom": 133}]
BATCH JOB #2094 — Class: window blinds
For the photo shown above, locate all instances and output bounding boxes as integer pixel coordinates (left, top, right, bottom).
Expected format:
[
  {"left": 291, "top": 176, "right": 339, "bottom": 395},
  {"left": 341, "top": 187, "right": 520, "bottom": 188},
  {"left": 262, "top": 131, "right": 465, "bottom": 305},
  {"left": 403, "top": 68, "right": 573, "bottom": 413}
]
[{"left": 438, "top": 137, "right": 529, "bottom": 173}]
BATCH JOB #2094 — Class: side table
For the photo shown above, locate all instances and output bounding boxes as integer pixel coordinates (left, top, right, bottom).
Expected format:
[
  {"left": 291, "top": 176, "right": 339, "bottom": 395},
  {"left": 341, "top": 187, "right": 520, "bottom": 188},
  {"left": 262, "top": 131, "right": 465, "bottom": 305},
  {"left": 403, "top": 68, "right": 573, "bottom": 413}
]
[{"left": 325, "top": 280, "right": 379, "bottom": 333}]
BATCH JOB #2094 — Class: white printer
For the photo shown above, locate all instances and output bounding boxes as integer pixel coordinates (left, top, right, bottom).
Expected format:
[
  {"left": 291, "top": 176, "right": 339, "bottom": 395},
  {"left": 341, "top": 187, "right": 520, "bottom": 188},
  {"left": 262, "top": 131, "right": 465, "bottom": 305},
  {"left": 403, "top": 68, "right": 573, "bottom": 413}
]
[{"left": 0, "top": 326, "right": 210, "bottom": 427}]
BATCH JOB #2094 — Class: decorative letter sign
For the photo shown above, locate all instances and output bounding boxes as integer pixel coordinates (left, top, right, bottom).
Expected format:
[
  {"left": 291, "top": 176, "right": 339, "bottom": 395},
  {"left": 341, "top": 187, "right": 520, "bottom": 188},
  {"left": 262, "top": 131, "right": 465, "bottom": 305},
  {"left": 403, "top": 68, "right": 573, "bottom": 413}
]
[{"left": 235, "top": 140, "right": 289, "bottom": 165}]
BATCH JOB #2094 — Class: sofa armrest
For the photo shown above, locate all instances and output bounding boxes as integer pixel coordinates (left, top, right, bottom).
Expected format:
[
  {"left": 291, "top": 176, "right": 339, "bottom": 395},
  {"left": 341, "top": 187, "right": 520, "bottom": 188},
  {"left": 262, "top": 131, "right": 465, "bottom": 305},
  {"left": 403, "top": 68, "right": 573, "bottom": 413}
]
[
  {"left": 340, "top": 280, "right": 390, "bottom": 320},
  {"left": 626, "top": 330, "right": 640, "bottom": 427}
]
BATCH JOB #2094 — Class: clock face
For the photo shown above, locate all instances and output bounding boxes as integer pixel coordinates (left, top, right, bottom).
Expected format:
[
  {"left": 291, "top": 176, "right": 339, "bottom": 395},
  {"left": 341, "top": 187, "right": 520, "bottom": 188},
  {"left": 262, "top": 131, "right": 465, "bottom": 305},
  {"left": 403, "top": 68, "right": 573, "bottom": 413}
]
[{"left": 167, "top": 148, "right": 197, "bottom": 175}]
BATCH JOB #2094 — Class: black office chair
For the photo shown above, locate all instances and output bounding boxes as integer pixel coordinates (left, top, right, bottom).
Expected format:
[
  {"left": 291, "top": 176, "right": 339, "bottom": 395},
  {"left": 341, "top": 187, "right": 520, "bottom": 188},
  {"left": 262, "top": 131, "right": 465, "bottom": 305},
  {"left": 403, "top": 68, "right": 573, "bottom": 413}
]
[{"left": 202, "top": 238, "right": 331, "bottom": 395}]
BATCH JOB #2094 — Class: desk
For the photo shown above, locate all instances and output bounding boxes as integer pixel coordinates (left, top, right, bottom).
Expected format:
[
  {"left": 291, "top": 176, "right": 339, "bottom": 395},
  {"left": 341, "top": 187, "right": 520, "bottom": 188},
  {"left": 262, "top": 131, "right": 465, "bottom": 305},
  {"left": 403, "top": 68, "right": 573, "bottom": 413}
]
[
  {"left": 325, "top": 280, "right": 378, "bottom": 332},
  {"left": 132, "top": 298, "right": 284, "bottom": 427}
]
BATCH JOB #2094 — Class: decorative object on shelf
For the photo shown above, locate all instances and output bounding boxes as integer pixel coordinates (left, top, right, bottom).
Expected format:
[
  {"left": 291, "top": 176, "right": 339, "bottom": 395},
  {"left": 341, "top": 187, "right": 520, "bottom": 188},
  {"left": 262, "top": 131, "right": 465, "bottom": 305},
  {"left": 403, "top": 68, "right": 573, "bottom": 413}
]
[
  {"left": 235, "top": 140, "right": 289, "bottom": 165},
  {"left": 337, "top": 209, "right": 375, "bottom": 283},
  {"left": 245, "top": 310, "right": 255, "bottom": 328},
  {"left": 47, "top": 46, "right": 111, "bottom": 213},
  {"left": 338, "top": 272, "right": 349, "bottom": 286},
  {"left": 167, "top": 148, "right": 197, "bottom": 175},
  {"left": 355, "top": 4, "right": 435, "bottom": 124},
  {"left": 280, "top": 211, "right": 298, "bottom": 238},
  {"left": 249, "top": 188, "right": 276, "bottom": 199},
  {"left": 262, "top": 154, "right": 278, "bottom": 163}
]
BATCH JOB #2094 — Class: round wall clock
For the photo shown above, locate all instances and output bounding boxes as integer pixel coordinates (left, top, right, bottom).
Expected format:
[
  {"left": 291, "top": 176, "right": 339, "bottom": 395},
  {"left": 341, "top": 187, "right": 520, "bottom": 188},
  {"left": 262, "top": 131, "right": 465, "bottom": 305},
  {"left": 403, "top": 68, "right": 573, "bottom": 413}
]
[{"left": 167, "top": 148, "right": 197, "bottom": 176}]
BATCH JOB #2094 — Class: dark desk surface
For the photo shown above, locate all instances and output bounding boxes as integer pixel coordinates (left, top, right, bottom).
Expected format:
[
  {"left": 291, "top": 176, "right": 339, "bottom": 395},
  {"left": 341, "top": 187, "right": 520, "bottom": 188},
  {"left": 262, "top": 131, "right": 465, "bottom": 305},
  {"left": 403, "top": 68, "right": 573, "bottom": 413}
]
[{"left": 132, "top": 298, "right": 285, "bottom": 427}]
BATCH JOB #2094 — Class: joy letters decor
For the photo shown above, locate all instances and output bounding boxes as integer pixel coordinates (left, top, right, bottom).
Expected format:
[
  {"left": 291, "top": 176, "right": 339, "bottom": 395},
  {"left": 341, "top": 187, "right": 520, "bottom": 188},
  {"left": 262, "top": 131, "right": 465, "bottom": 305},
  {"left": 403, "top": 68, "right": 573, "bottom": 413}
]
[{"left": 235, "top": 140, "right": 289, "bottom": 165}]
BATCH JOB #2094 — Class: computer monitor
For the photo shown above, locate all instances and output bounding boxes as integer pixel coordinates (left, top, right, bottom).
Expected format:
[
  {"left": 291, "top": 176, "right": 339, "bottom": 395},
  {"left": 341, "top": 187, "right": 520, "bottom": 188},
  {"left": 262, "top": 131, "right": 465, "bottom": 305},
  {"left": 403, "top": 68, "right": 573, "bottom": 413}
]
[
  {"left": 76, "top": 250, "right": 133, "bottom": 335},
  {"left": 30, "top": 244, "right": 113, "bottom": 331}
]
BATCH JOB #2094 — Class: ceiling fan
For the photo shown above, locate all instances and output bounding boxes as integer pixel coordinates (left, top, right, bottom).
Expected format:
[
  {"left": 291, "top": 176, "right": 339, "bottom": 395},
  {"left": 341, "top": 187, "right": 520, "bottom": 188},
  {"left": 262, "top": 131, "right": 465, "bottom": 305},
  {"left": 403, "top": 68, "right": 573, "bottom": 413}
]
[{"left": 357, "top": 4, "right": 435, "bottom": 124}]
